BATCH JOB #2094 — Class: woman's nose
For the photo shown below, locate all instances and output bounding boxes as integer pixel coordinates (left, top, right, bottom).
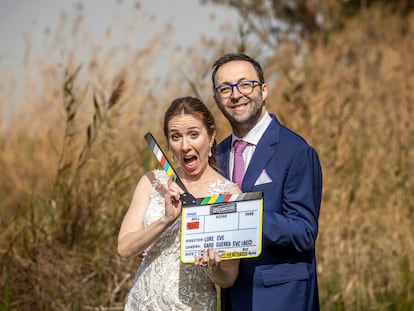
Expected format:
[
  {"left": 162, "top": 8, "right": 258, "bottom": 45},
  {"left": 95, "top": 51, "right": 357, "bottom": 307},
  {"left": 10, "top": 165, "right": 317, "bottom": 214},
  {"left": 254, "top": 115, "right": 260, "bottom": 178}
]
[{"left": 181, "top": 137, "right": 190, "bottom": 151}]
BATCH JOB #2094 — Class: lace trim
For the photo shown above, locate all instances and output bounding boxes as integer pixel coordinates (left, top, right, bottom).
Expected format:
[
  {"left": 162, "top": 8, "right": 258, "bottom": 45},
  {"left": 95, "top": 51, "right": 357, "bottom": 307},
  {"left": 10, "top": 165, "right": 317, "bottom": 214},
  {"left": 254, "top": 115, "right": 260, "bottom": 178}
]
[
  {"left": 151, "top": 169, "right": 169, "bottom": 189},
  {"left": 208, "top": 179, "right": 235, "bottom": 196}
]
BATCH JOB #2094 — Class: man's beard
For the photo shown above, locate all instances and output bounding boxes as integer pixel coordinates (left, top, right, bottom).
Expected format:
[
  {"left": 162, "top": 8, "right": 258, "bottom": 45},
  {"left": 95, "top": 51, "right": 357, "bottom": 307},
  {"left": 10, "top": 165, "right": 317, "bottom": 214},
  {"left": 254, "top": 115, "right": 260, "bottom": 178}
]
[{"left": 223, "top": 94, "right": 265, "bottom": 131}]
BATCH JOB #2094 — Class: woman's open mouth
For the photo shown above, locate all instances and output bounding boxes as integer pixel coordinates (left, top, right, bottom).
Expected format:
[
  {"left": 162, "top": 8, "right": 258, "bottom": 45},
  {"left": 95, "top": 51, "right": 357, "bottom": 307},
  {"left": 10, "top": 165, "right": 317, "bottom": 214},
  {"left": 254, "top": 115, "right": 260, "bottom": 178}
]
[{"left": 183, "top": 155, "right": 197, "bottom": 170}]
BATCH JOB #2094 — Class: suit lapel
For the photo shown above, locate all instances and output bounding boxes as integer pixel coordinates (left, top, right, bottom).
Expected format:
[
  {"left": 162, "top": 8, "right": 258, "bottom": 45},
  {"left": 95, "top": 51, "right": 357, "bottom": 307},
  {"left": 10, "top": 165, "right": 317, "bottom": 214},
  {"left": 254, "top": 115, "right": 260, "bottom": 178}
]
[
  {"left": 242, "top": 115, "right": 280, "bottom": 191},
  {"left": 217, "top": 136, "right": 232, "bottom": 179}
]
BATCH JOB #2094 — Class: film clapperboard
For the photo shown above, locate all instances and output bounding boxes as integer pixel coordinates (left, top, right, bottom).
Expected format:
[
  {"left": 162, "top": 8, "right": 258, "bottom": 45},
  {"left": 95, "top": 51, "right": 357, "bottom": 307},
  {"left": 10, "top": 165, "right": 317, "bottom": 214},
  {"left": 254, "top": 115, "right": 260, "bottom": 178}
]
[{"left": 145, "top": 132, "right": 263, "bottom": 263}]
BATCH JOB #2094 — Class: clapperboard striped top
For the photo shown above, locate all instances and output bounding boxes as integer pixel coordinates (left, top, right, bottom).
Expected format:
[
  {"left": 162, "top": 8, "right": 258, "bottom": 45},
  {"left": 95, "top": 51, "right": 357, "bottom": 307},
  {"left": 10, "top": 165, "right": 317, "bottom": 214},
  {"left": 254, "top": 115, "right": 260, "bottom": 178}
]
[
  {"left": 145, "top": 132, "right": 176, "bottom": 179},
  {"left": 199, "top": 192, "right": 263, "bottom": 205}
]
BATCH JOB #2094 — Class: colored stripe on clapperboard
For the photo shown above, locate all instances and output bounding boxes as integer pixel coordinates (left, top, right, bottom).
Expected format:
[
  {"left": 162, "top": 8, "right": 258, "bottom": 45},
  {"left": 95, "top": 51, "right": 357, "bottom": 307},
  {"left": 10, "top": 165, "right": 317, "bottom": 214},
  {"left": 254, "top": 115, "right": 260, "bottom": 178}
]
[
  {"left": 199, "top": 192, "right": 262, "bottom": 205},
  {"left": 145, "top": 133, "right": 176, "bottom": 180},
  {"left": 144, "top": 132, "right": 262, "bottom": 206}
]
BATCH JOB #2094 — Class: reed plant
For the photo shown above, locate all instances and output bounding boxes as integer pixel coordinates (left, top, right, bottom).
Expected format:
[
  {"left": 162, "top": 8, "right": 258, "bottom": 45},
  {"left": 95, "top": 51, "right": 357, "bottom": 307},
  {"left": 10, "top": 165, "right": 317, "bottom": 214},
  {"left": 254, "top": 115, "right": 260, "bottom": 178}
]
[
  {"left": 266, "top": 7, "right": 414, "bottom": 310},
  {"left": 0, "top": 3, "right": 413, "bottom": 311}
]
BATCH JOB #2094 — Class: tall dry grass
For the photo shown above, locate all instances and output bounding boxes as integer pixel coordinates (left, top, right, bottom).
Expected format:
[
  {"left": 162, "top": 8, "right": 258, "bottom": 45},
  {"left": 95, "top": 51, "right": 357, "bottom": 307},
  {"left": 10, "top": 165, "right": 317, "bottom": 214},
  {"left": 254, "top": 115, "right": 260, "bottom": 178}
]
[
  {"left": 1, "top": 3, "right": 413, "bottom": 311},
  {"left": 266, "top": 6, "right": 414, "bottom": 310},
  {"left": 0, "top": 4, "right": 235, "bottom": 310}
]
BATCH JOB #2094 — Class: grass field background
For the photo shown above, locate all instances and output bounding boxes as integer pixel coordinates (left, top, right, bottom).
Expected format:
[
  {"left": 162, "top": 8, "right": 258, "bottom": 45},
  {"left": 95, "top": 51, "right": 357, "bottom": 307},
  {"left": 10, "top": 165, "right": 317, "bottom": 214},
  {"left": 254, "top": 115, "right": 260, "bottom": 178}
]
[{"left": 1, "top": 4, "right": 413, "bottom": 310}]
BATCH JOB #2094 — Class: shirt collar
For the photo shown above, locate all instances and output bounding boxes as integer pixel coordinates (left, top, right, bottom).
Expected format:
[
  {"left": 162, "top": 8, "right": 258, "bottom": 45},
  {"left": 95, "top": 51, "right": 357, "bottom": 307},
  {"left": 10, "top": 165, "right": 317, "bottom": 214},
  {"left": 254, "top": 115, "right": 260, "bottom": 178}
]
[{"left": 232, "top": 111, "right": 271, "bottom": 147}]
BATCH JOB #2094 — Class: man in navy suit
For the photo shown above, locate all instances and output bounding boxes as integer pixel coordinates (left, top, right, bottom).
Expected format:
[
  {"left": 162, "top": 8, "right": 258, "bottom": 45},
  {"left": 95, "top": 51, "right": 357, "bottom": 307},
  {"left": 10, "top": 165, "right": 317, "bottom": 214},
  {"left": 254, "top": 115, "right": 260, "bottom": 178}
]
[{"left": 212, "top": 53, "right": 323, "bottom": 311}]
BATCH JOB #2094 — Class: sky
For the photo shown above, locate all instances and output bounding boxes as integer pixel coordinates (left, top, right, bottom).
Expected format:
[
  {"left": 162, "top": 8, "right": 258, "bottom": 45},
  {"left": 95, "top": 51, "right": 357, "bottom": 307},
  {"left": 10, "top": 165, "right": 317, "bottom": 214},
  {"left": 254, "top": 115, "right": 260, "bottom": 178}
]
[
  {"left": 0, "top": 0, "right": 241, "bottom": 125},
  {"left": 0, "top": 0, "right": 240, "bottom": 75}
]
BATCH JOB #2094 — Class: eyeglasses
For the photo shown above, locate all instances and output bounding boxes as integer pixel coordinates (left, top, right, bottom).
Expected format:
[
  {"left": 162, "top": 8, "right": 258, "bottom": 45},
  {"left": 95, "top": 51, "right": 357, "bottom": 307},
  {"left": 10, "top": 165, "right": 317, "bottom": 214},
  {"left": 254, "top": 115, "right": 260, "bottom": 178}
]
[{"left": 214, "top": 80, "right": 262, "bottom": 99}]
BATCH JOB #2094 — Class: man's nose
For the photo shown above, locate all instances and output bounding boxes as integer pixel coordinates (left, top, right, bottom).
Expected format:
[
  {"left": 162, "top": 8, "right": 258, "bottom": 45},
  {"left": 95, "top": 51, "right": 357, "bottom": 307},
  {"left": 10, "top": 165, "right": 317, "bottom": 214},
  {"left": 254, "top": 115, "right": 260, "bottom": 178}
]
[{"left": 230, "top": 85, "right": 243, "bottom": 98}]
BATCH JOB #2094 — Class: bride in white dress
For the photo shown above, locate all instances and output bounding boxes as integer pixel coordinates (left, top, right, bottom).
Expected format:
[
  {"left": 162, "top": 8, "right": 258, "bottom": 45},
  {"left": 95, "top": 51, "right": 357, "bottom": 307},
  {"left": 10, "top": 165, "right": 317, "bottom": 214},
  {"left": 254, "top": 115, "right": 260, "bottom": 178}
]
[{"left": 117, "top": 97, "right": 240, "bottom": 310}]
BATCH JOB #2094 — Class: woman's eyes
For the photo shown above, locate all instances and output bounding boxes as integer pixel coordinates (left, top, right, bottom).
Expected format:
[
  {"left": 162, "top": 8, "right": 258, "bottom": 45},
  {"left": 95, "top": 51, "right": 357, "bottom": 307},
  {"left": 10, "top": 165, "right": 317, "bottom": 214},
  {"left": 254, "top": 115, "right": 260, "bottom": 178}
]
[
  {"left": 170, "top": 132, "right": 199, "bottom": 141},
  {"left": 170, "top": 134, "right": 180, "bottom": 141}
]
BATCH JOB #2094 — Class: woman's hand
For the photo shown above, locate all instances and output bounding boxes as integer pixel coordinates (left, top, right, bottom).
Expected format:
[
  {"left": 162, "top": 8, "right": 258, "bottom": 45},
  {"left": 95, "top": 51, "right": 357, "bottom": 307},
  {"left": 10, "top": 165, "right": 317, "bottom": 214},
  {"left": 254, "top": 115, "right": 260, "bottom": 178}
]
[
  {"left": 163, "top": 175, "right": 184, "bottom": 223},
  {"left": 194, "top": 248, "right": 239, "bottom": 288},
  {"left": 194, "top": 248, "right": 221, "bottom": 270}
]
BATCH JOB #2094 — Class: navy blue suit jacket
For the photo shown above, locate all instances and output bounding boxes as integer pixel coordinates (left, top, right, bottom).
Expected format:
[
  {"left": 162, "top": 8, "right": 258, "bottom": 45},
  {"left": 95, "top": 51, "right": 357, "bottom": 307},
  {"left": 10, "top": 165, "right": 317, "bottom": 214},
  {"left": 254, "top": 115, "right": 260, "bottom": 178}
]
[{"left": 218, "top": 114, "right": 322, "bottom": 311}]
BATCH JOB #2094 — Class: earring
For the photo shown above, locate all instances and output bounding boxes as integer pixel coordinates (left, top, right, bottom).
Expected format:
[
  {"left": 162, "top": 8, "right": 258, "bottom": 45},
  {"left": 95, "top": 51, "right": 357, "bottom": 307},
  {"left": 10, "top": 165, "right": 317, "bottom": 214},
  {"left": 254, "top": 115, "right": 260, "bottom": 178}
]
[
  {"left": 208, "top": 146, "right": 212, "bottom": 158},
  {"left": 171, "top": 155, "right": 175, "bottom": 161}
]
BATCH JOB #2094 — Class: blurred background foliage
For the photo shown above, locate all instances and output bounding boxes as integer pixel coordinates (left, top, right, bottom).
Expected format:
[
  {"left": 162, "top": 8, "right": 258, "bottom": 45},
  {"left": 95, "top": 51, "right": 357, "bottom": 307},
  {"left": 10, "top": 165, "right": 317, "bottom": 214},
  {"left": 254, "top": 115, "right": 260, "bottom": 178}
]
[{"left": 1, "top": 0, "right": 413, "bottom": 310}]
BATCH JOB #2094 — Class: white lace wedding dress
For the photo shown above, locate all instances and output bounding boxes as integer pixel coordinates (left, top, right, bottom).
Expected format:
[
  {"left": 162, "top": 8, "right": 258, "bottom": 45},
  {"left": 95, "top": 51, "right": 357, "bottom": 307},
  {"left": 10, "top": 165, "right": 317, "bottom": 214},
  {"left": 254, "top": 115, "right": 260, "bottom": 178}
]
[{"left": 124, "top": 170, "right": 234, "bottom": 311}]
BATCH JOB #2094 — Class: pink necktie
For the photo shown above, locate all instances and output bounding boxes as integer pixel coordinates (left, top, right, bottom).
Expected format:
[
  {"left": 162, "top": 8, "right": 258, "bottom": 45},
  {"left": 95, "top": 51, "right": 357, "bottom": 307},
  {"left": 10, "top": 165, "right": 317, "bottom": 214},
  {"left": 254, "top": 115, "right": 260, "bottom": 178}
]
[{"left": 232, "top": 140, "right": 248, "bottom": 188}]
